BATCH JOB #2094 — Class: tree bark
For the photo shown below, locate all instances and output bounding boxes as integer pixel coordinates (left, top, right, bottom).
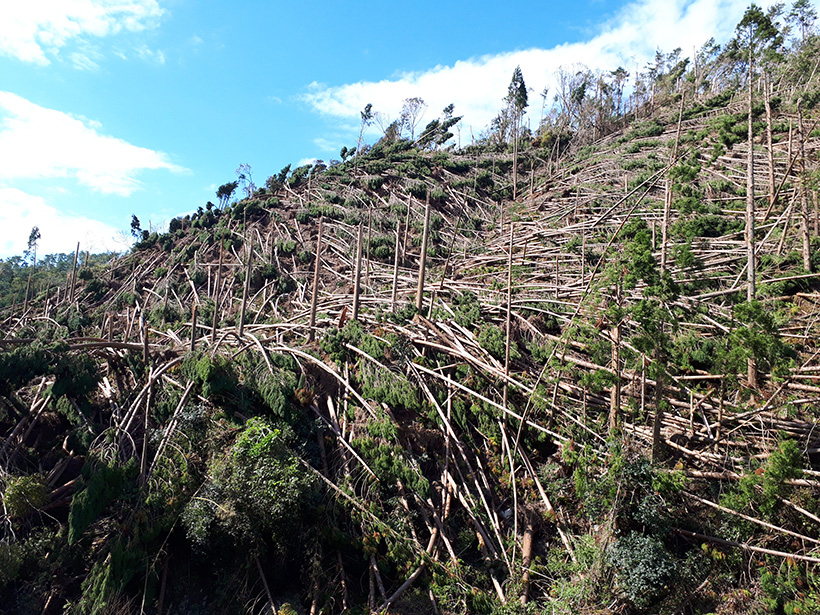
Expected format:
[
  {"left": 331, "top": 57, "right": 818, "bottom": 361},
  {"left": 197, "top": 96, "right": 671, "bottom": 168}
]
[
  {"left": 211, "top": 236, "right": 224, "bottom": 344},
  {"left": 352, "top": 223, "right": 364, "bottom": 321},
  {"left": 797, "top": 99, "right": 812, "bottom": 272},
  {"left": 764, "top": 72, "right": 776, "bottom": 212},
  {"left": 415, "top": 194, "right": 432, "bottom": 313},
  {"left": 308, "top": 218, "right": 323, "bottom": 341},
  {"left": 238, "top": 235, "right": 253, "bottom": 338},
  {"left": 745, "top": 46, "right": 758, "bottom": 389},
  {"left": 503, "top": 224, "right": 514, "bottom": 410}
]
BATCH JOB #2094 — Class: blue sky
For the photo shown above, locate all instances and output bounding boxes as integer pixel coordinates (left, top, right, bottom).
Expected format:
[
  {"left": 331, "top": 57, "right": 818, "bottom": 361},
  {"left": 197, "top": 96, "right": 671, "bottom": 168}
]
[{"left": 0, "top": 0, "right": 808, "bottom": 258}]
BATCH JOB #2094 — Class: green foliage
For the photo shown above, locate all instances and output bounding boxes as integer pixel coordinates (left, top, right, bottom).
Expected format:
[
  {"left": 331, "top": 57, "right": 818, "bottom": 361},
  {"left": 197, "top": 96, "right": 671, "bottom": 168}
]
[
  {"left": 671, "top": 214, "right": 743, "bottom": 240},
  {"left": 320, "top": 320, "right": 364, "bottom": 365},
  {"left": 726, "top": 300, "right": 794, "bottom": 380},
  {"left": 182, "top": 352, "right": 239, "bottom": 402},
  {"left": 721, "top": 439, "right": 803, "bottom": 522},
  {"left": 0, "top": 343, "right": 98, "bottom": 401},
  {"left": 608, "top": 532, "right": 678, "bottom": 608},
  {"left": 257, "top": 367, "right": 297, "bottom": 420},
  {"left": 359, "top": 362, "right": 421, "bottom": 412},
  {"left": 0, "top": 542, "right": 22, "bottom": 590},
  {"left": 477, "top": 323, "right": 519, "bottom": 362},
  {"left": 452, "top": 291, "right": 481, "bottom": 328},
  {"left": 626, "top": 120, "right": 665, "bottom": 139},
  {"left": 276, "top": 238, "right": 297, "bottom": 254},
  {"left": 368, "top": 234, "right": 395, "bottom": 261},
  {"left": 181, "top": 418, "right": 316, "bottom": 553},
  {"left": 148, "top": 303, "right": 180, "bottom": 327},
  {"left": 68, "top": 459, "right": 136, "bottom": 544},
  {"left": 75, "top": 538, "right": 144, "bottom": 615},
  {"left": 760, "top": 563, "right": 820, "bottom": 614},
  {"left": 3, "top": 473, "right": 48, "bottom": 518}
]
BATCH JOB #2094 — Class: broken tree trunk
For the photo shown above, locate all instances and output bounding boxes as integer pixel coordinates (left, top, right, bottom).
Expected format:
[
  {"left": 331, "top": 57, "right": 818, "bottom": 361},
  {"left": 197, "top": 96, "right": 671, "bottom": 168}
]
[
  {"left": 308, "top": 218, "right": 323, "bottom": 342},
  {"left": 238, "top": 235, "right": 253, "bottom": 338},
  {"left": 352, "top": 223, "right": 364, "bottom": 321},
  {"left": 415, "top": 194, "right": 432, "bottom": 314},
  {"left": 503, "top": 224, "right": 514, "bottom": 410},
  {"left": 797, "top": 99, "right": 812, "bottom": 273}
]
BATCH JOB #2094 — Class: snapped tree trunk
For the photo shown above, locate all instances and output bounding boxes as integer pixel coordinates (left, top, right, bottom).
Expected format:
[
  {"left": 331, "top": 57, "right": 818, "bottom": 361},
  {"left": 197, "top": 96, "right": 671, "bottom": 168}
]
[
  {"left": 797, "top": 99, "right": 812, "bottom": 273},
  {"left": 764, "top": 72, "right": 776, "bottom": 215},
  {"left": 352, "top": 223, "right": 364, "bottom": 321},
  {"left": 503, "top": 224, "right": 514, "bottom": 410},
  {"left": 238, "top": 235, "right": 253, "bottom": 338},
  {"left": 415, "top": 195, "right": 431, "bottom": 314},
  {"left": 308, "top": 218, "right": 323, "bottom": 342}
]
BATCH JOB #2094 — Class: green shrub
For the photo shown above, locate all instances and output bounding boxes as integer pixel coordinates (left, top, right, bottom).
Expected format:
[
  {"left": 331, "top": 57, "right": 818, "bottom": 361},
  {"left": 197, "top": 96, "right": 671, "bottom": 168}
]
[
  {"left": 3, "top": 473, "right": 48, "bottom": 518},
  {"left": 68, "top": 459, "right": 136, "bottom": 543},
  {"left": 608, "top": 532, "right": 677, "bottom": 608},
  {"left": 181, "top": 418, "right": 316, "bottom": 552}
]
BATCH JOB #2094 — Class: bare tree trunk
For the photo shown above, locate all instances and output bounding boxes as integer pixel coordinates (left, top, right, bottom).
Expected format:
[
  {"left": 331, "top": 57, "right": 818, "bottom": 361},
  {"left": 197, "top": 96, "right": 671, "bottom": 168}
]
[
  {"left": 415, "top": 195, "right": 431, "bottom": 313},
  {"left": 211, "top": 237, "right": 224, "bottom": 344},
  {"left": 609, "top": 284, "right": 622, "bottom": 436},
  {"left": 352, "top": 224, "right": 364, "bottom": 321},
  {"left": 745, "top": 49, "right": 758, "bottom": 389},
  {"left": 238, "top": 235, "right": 253, "bottom": 338},
  {"left": 519, "top": 519, "right": 534, "bottom": 606},
  {"left": 190, "top": 304, "right": 197, "bottom": 353},
  {"left": 503, "top": 225, "right": 514, "bottom": 410},
  {"left": 391, "top": 223, "right": 401, "bottom": 312},
  {"left": 69, "top": 242, "right": 80, "bottom": 304},
  {"left": 512, "top": 115, "right": 519, "bottom": 201},
  {"left": 660, "top": 94, "right": 685, "bottom": 274},
  {"left": 764, "top": 72, "right": 776, "bottom": 212},
  {"left": 652, "top": 346, "right": 665, "bottom": 462},
  {"left": 308, "top": 218, "right": 323, "bottom": 342},
  {"left": 797, "top": 99, "right": 812, "bottom": 272}
]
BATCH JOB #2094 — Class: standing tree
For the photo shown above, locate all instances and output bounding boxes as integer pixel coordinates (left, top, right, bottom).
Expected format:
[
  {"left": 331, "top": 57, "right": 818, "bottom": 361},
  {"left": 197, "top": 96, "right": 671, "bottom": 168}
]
[
  {"left": 130, "top": 215, "right": 142, "bottom": 239},
  {"left": 400, "top": 97, "right": 427, "bottom": 141},
  {"left": 610, "top": 67, "right": 629, "bottom": 118},
  {"left": 216, "top": 181, "right": 239, "bottom": 209},
  {"left": 505, "top": 66, "right": 528, "bottom": 200},
  {"left": 357, "top": 103, "right": 374, "bottom": 157},
  {"left": 25, "top": 226, "right": 40, "bottom": 270},
  {"left": 236, "top": 163, "right": 255, "bottom": 198},
  {"left": 788, "top": 0, "right": 817, "bottom": 45},
  {"left": 728, "top": 3, "right": 783, "bottom": 388}
]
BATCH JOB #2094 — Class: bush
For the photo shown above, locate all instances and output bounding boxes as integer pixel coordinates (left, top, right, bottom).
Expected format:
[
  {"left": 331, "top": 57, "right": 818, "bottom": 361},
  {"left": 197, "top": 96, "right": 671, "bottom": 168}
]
[
  {"left": 181, "top": 418, "right": 316, "bottom": 553},
  {"left": 608, "top": 532, "right": 677, "bottom": 608},
  {"left": 3, "top": 473, "right": 48, "bottom": 518}
]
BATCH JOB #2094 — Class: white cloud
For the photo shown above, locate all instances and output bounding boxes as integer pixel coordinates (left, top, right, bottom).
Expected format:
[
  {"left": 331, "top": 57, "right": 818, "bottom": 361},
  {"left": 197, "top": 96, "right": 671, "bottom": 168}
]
[
  {"left": 135, "top": 44, "right": 165, "bottom": 64},
  {"left": 303, "top": 0, "right": 795, "bottom": 136},
  {"left": 0, "top": 188, "right": 131, "bottom": 258},
  {"left": 313, "top": 137, "right": 345, "bottom": 154},
  {"left": 69, "top": 49, "right": 101, "bottom": 71},
  {"left": 0, "top": 91, "right": 186, "bottom": 196},
  {"left": 0, "top": 0, "right": 164, "bottom": 64}
]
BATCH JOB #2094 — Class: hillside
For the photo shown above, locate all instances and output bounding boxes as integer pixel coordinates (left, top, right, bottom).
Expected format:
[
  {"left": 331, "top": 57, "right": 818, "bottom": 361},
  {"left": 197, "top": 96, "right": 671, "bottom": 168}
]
[{"left": 3, "top": 10, "right": 820, "bottom": 615}]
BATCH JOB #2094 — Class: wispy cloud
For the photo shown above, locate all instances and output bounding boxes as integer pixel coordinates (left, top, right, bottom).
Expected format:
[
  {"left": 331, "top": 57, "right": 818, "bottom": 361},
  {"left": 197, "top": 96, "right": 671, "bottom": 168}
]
[
  {"left": 303, "top": 0, "right": 788, "bottom": 136},
  {"left": 0, "top": 188, "right": 131, "bottom": 258},
  {"left": 0, "top": 91, "right": 186, "bottom": 196},
  {"left": 313, "top": 137, "right": 346, "bottom": 155},
  {"left": 0, "top": 0, "right": 164, "bottom": 65},
  {"left": 136, "top": 45, "right": 165, "bottom": 64}
]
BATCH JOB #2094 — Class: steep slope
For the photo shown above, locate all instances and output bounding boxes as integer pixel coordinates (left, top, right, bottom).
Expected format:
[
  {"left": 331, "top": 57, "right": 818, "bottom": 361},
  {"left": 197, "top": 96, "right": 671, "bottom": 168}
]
[{"left": 2, "top": 56, "right": 820, "bottom": 615}]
